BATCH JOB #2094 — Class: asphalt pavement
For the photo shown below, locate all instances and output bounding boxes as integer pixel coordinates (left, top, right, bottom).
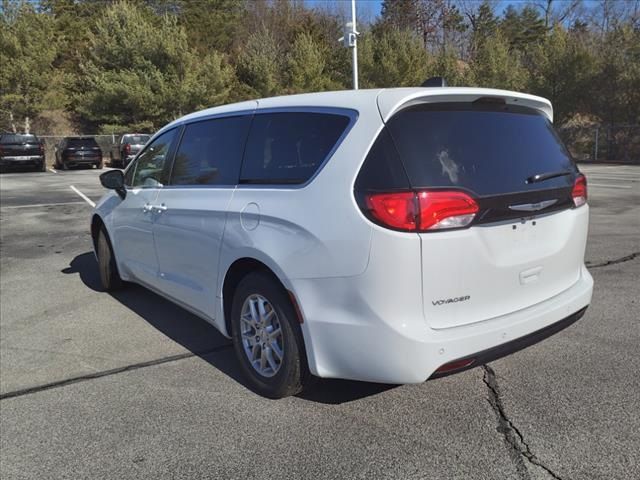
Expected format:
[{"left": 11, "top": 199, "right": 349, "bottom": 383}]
[{"left": 0, "top": 164, "right": 638, "bottom": 479}]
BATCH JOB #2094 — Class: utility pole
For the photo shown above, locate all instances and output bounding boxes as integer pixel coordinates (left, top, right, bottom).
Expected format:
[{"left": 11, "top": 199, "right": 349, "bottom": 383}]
[
  {"left": 350, "top": 0, "right": 358, "bottom": 90},
  {"left": 339, "top": 0, "right": 359, "bottom": 90}
]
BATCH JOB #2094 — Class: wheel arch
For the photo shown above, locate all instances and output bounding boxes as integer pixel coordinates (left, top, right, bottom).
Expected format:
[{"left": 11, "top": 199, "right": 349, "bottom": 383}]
[
  {"left": 90, "top": 213, "right": 105, "bottom": 254},
  {"left": 221, "top": 257, "right": 301, "bottom": 338}
]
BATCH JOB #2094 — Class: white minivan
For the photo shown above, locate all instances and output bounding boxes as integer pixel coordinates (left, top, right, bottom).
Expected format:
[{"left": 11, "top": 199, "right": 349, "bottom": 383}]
[{"left": 93, "top": 87, "right": 593, "bottom": 398}]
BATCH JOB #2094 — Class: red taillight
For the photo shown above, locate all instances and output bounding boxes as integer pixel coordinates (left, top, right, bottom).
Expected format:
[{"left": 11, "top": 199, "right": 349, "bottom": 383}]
[
  {"left": 39, "top": 144, "right": 44, "bottom": 154},
  {"left": 124, "top": 143, "right": 131, "bottom": 154},
  {"left": 366, "top": 192, "right": 417, "bottom": 230},
  {"left": 365, "top": 190, "right": 479, "bottom": 232},
  {"left": 572, "top": 174, "right": 587, "bottom": 207},
  {"left": 417, "top": 191, "right": 479, "bottom": 230}
]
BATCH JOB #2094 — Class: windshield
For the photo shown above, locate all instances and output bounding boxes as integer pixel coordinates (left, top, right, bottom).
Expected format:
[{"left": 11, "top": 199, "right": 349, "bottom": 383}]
[{"left": 386, "top": 103, "right": 577, "bottom": 196}]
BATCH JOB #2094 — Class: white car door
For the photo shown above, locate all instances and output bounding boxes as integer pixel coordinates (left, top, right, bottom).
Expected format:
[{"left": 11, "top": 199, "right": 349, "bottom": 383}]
[
  {"left": 153, "top": 114, "right": 252, "bottom": 319},
  {"left": 110, "top": 128, "right": 179, "bottom": 289}
]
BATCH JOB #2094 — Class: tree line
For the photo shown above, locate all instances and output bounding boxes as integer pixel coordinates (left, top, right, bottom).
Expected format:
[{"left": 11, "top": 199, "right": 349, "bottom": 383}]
[{"left": 1, "top": 0, "right": 638, "bottom": 136}]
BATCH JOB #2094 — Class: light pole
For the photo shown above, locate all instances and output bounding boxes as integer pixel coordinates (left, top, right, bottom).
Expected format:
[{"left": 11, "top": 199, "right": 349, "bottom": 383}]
[{"left": 339, "top": 0, "right": 359, "bottom": 90}]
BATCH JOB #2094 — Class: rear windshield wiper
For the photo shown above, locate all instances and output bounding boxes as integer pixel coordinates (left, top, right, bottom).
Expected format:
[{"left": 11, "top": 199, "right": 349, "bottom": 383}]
[{"left": 526, "top": 170, "right": 573, "bottom": 184}]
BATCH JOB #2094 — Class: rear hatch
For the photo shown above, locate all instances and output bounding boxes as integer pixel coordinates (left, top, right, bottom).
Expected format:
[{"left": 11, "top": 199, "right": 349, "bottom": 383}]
[
  {"left": 0, "top": 134, "right": 42, "bottom": 157},
  {"left": 65, "top": 138, "right": 101, "bottom": 158},
  {"left": 357, "top": 97, "right": 588, "bottom": 329}
]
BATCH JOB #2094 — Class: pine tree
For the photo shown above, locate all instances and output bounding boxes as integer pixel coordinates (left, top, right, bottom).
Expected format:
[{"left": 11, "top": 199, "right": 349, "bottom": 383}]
[
  {"left": 0, "top": 2, "right": 58, "bottom": 132},
  {"left": 73, "top": 0, "right": 234, "bottom": 132}
]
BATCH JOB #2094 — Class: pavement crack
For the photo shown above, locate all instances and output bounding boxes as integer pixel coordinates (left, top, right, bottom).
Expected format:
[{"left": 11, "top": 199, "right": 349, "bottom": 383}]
[
  {"left": 586, "top": 251, "right": 639, "bottom": 269},
  {"left": 0, "top": 344, "right": 232, "bottom": 401},
  {"left": 482, "top": 365, "right": 563, "bottom": 480}
]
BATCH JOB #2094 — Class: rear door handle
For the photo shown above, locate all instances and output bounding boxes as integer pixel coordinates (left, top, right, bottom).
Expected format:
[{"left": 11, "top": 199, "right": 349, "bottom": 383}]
[{"left": 142, "top": 203, "right": 153, "bottom": 213}]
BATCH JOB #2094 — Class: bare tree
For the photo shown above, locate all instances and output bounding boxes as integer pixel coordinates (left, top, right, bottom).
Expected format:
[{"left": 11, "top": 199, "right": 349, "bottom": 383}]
[{"left": 531, "top": 0, "right": 584, "bottom": 29}]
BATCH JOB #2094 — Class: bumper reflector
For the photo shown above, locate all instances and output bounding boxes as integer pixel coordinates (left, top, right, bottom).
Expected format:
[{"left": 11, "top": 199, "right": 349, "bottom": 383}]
[{"left": 434, "top": 358, "right": 476, "bottom": 374}]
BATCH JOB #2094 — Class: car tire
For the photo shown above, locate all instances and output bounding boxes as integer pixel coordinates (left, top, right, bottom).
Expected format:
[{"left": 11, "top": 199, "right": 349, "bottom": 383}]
[
  {"left": 97, "top": 228, "right": 123, "bottom": 291},
  {"left": 230, "top": 271, "right": 309, "bottom": 398},
  {"left": 96, "top": 162, "right": 103, "bottom": 169},
  {"left": 40, "top": 160, "right": 46, "bottom": 172},
  {"left": 61, "top": 162, "right": 68, "bottom": 171}
]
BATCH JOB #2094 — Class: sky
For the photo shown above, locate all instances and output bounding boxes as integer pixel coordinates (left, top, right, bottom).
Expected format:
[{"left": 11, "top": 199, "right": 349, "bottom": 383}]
[{"left": 305, "top": 0, "right": 603, "bottom": 23}]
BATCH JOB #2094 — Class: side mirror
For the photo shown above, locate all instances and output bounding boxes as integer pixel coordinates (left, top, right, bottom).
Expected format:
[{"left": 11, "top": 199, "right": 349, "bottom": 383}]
[{"left": 100, "top": 170, "right": 126, "bottom": 199}]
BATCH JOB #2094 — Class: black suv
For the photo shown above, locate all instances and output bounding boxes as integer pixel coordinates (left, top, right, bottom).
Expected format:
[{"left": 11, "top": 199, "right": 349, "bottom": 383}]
[
  {"left": 0, "top": 134, "right": 46, "bottom": 171},
  {"left": 55, "top": 137, "right": 103, "bottom": 170}
]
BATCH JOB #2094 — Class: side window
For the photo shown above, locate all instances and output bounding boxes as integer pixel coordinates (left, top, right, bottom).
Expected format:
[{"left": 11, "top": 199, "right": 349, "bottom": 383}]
[
  {"left": 131, "top": 129, "right": 177, "bottom": 188},
  {"left": 354, "top": 128, "right": 410, "bottom": 192},
  {"left": 170, "top": 115, "right": 251, "bottom": 186},
  {"left": 240, "top": 112, "right": 351, "bottom": 184}
]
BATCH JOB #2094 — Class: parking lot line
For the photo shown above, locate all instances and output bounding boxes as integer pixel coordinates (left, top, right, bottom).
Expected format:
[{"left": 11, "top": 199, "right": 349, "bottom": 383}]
[
  {"left": 69, "top": 185, "right": 96, "bottom": 207},
  {"left": 48, "top": 168, "right": 58, "bottom": 174},
  {"left": 0, "top": 201, "right": 86, "bottom": 209},
  {"left": 588, "top": 183, "right": 633, "bottom": 189}
]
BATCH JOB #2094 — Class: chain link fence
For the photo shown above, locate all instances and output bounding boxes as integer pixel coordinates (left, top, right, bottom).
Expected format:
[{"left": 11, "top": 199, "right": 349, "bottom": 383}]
[{"left": 559, "top": 124, "right": 640, "bottom": 164}]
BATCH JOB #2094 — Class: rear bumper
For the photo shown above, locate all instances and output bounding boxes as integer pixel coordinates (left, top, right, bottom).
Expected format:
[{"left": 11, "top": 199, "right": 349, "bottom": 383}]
[
  {"left": 0, "top": 155, "right": 44, "bottom": 166},
  {"left": 294, "top": 265, "right": 593, "bottom": 384},
  {"left": 429, "top": 306, "right": 587, "bottom": 379},
  {"left": 63, "top": 157, "right": 101, "bottom": 166}
]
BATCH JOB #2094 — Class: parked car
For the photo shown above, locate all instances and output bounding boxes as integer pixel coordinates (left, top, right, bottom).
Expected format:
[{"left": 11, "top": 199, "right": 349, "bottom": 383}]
[
  {"left": 109, "top": 133, "right": 150, "bottom": 168},
  {"left": 54, "top": 137, "right": 103, "bottom": 170},
  {"left": 92, "top": 87, "right": 593, "bottom": 398},
  {"left": 0, "top": 133, "right": 46, "bottom": 171}
]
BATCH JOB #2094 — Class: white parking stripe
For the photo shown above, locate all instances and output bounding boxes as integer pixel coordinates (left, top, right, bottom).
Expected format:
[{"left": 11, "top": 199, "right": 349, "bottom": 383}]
[
  {"left": 1, "top": 202, "right": 86, "bottom": 209},
  {"left": 48, "top": 168, "right": 58, "bottom": 174},
  {"left": 589, "top": 183, "right": 633, "bottom": 189},
  {"left": 69, "top": 185, "right": 96, "bottom": 207}
]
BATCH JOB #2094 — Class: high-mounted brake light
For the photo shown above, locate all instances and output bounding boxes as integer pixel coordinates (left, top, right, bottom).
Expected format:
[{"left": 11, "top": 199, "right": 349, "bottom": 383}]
[
  {"left": 572, "top": 174, "right": 587, "bottom": 207},
  {"left": 365, "top": 190, "right": 479, "bottom": 232}
]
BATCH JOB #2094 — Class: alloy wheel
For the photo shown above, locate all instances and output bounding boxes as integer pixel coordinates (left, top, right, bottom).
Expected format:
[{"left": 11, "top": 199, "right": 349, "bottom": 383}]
[{"left": 240, "top": 294, "right": 284, "bottom": 377}]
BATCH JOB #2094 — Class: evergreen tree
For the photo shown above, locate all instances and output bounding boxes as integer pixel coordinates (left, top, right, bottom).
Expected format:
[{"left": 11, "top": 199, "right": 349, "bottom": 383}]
[
  {"left": 0, "top": 2, "right": 58, "bottom": 132},
  {"left": 528, "top": 25, "right": 596, "bottom": 123},
  {"left": 501, "top": 5, "right": 546, "bottom": 52},
  {"left": 361, "top": 29, "right": 430, "bottom": 88},
  {"left": 236, "top": 29, "right": 283, "bottom": 98},
  {"left": 469, "top": 30, "right": 527, "bottom": 90},
  {"left": 287, "top": 32, "right": 337, "bottom": 93},
  {"left": 470, "top": 1, "right": 498, "bottom": 51},
  {"left": 73, "top": 0, "right": 234, "bottom": 132}
]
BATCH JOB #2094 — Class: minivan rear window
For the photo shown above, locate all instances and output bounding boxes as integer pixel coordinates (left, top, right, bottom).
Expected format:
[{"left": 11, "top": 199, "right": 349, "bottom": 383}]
[
  {"left": 385, "top": 103, "right": 577, "bottom": 196},
  {"left": 240, "top": 112, "right": 351, "bottom": 185}
]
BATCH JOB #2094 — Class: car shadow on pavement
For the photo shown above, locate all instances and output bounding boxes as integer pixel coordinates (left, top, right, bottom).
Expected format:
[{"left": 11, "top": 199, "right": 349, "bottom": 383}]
[{"left": 63, "top": 252, "right": 397, "bottom": 404}]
